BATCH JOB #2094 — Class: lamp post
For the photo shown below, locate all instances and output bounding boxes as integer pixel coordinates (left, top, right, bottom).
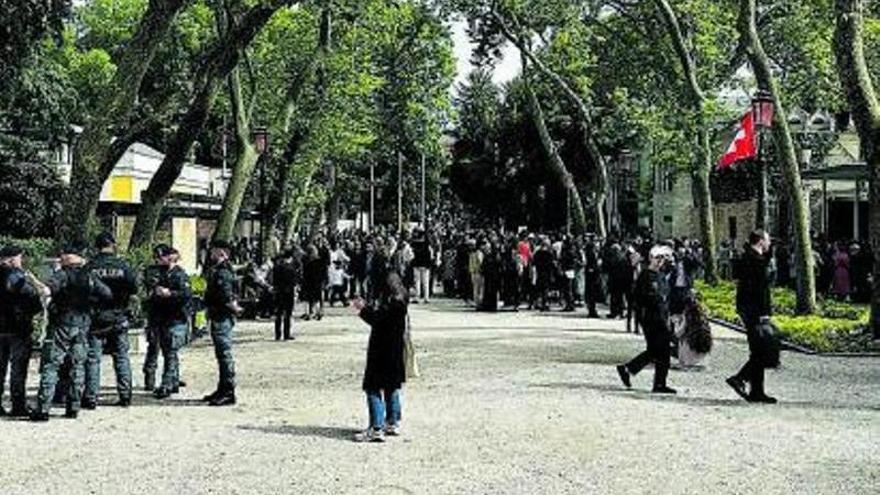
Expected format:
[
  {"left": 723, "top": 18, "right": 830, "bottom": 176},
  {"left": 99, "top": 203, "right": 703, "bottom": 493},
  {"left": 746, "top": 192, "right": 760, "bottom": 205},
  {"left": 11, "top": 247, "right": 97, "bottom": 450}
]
[
  {"left": 752, "top": 90, "right": 775, "bottom": 230},
  {"left": 252, "top": 126, "right": 269, "bottom": 264}
]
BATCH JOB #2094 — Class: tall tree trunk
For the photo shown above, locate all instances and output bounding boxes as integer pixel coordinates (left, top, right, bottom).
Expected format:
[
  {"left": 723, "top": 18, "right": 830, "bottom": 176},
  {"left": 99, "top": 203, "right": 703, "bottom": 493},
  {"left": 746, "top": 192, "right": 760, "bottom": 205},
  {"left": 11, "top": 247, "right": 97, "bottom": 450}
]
[
  {"left": 494, "top": 11, "right": 606, "bottom": 237},
  {"left": 129, "top": 83, "right": 218, "bottom": 249},
  {"left": 213, "top": 68, "right": 259, "bottom": 243},
  {"left": 58, "top": 0, "right": 192, "bottom": 245},
  {"left": 833, "top": 0, "right": 880, "bottom": 339},
  {"left": 128, "top": 1, "right": 290, "bottom": 249},
  {"left": 738, "top": 0, "right": 816, "bottom": 314},
  {"left": 283, "top": 173, "right": 315, "bottom": 243},
  {"left": 653, "top": 0, "right": 718, "bottom": 284},
  {"left": 523, "top": 57, "right": 587, "bottom": 235}
]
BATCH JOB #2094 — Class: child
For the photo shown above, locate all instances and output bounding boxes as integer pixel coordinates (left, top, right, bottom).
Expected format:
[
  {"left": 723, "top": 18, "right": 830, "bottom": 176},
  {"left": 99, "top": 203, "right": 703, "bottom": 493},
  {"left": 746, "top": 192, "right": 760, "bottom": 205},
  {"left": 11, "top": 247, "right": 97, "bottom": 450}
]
[
  {"left": 327, "top": 260, "right": 351, "bottom": 307},
  {"left": 352, "top": 273, "right": 408, "bottom": 442}
]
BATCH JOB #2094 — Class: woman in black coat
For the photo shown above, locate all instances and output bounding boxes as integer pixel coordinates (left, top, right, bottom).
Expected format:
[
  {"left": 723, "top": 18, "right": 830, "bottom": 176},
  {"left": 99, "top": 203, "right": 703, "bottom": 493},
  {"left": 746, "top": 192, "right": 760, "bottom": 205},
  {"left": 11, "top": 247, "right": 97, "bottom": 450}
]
[
  {"left": 353, "top": 272, "right": 408, "bottom": 442},
  {"left": 301, "top": 245, "right": 325, "bottom": 321}
]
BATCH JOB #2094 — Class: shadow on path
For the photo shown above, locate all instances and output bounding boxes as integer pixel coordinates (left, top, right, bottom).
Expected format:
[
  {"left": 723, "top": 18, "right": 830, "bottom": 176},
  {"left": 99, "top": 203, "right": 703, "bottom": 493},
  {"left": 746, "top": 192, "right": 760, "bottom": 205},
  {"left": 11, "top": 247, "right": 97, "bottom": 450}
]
[
  {"left": 532, "top": 381, "right": 880, "bottom": 412},
  {"left": 237, "top": 424, "right": 359, "bottom": 441}
]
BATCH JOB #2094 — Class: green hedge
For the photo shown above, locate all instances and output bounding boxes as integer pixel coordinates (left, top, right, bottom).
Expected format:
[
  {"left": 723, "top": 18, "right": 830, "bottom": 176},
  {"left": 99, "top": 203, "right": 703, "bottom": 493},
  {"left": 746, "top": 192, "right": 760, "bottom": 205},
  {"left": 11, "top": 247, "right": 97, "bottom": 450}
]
[{"left": 696, "top": 281, "right": 869, "bottom": 353}]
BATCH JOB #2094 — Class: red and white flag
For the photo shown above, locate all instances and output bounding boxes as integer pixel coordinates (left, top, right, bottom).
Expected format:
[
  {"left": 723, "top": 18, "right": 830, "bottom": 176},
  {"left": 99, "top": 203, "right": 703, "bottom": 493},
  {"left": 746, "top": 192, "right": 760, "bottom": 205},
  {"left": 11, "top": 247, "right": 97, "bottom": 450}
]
[{"left": 717, "top": 110, "right": 757, "bottom": 170}]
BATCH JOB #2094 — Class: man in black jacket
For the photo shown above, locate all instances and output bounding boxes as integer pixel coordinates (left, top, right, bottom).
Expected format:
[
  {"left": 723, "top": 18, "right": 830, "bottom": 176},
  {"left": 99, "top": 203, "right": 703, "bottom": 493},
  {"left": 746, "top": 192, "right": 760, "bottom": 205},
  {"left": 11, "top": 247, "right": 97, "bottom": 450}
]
[
  {"left": 0, "top": 246, "right": 44, "bottom": 417},
  {"left": 203, "top": 240, "right": 242, "bottom": 406},
  {"left": 616, "top": 245, "right": 677, "bottom": 394},
  {"left": 726, "top": 230, "right": 777, "bottom": 403},
  {"left": 272, "top": 249, "right": 301, "bottom": 341},
  {"left": 83, "top": 232, "right": 138, "bottom": 408},
  {"left": 151, "top": 246, "right": 192, "bottom": 400},
  {"left": 32, "top": 244, "right": 113, "bottom": 421}
]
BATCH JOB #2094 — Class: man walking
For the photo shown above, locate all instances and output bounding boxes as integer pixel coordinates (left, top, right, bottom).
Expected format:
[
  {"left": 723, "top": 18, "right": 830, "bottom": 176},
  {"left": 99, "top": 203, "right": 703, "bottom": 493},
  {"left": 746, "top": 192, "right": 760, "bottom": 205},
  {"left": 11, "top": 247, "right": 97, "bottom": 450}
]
[
  {"left": 31, "top": 244, "right": 112, "bottom": 421},
  {"left": 203, "top": 240, "right": 242, "bottom": 407},
  {"left": 615, "top": 245, "right": 677, "bottom": 394},
  {"left": 151, "top": 246, "right": 192, "bottom": 400},
  {"left": 83, "top": 233, "right": 138, "bottom": 408},
  {"left": 726, "top": 230, "right": 778, "bottom": 403},
  {"left": 0, "top": 246, "right": 44, "bottom": 417}
]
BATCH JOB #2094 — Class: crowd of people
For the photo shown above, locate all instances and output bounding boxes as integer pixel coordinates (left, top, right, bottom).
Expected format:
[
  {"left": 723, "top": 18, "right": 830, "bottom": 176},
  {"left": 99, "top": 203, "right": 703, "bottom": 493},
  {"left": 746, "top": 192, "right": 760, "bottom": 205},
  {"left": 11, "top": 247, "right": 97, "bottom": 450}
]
[{"left": 0, "top": 218, "right": 866, "bottom": 437}]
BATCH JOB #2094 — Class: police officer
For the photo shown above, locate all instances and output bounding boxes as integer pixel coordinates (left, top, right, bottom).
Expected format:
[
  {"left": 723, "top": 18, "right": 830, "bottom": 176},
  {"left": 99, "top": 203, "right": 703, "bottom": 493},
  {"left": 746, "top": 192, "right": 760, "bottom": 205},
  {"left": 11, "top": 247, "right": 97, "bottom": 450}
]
[
  {"left": 31, "top": 243, "right": 112, "bottom": 421},
  {"left": 150, "top": 246, "right": 192, "bottom": 399},
  {"left": 615, "top": 245, "right": 677, "bottom": 394},
  {"left": 141, "top": 245, "right": 166, "bottom": 392},
  {"left": 0, "top": 246, "right": 45, "bottom": 417},
  {"left": 203, "top": 240, "right": 242, "bottom": 406},
  {"left": 83, "top": 232, "right": 138, "bottom": 408}
]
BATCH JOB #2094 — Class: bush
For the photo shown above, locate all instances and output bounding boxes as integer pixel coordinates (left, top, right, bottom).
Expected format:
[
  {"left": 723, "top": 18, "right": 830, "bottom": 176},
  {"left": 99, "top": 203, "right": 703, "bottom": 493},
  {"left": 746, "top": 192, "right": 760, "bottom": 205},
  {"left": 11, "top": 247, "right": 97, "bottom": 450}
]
[{"left": 695, "top": 280, "right": 869, "bottom": 353}]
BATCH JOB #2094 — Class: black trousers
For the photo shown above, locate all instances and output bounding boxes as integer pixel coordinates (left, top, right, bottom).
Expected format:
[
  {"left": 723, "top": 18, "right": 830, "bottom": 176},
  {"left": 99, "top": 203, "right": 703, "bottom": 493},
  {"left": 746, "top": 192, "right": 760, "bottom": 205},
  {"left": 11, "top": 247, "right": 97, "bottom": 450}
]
[
  {"left": 608, "top": 286, "right": 625, "bottom": 316},
  {"left": 735, "top": 312, "right": 765, "bottom": 395},
  {"left": 275, "top": 293, "right": 295, "bottom": 340},
  {"left": 625, "top": 323, "right": 671, "bottom": 388}
]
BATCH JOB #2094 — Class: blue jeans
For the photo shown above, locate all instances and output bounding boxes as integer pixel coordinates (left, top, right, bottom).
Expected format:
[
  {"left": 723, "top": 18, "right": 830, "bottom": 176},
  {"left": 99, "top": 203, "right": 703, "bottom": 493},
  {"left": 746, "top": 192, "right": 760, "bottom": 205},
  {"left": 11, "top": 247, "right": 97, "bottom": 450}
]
[
  {"left": 84, "top": 326, "right": 132, "bottom": 402},
  {"left": 160, "top": 322, "right": 188, "bottom": 391},
  {"left": 366, "top": 389, "right": 401, "bottom": 430},
  {"left": 37, "top": 325, "right": 87, "bottom": 414},
  {"left": 0, "top": 334, "right": 31, "bottom": 411},
  {"left": 210, "top": 317, "right": 236, "bottom": 392}
]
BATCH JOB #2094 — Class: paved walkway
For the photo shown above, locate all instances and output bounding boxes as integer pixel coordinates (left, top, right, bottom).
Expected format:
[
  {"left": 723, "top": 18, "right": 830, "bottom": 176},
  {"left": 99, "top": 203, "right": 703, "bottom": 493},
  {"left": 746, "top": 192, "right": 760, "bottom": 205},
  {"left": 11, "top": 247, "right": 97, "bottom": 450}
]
[{"left": 1, "top": 300, "right": 878, "bottom": 494}]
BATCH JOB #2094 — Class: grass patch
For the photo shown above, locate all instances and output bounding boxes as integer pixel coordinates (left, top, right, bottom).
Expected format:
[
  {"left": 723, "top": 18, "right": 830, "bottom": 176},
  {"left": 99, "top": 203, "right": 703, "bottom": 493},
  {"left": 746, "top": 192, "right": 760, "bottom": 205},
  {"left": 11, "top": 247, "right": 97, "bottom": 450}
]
[{"left": 695, "top": 281, "right": 870, "bottom": 353}]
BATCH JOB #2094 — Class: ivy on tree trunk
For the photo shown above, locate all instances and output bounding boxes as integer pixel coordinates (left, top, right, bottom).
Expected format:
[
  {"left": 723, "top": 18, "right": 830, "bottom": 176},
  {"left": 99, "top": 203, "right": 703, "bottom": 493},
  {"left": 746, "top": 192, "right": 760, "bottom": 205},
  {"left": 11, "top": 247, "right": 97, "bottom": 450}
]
[
  {"left": 833, "top": 0, "right": 880, "bottom": 339},
  {"left": 738, "top": 0, "right": 816, "bottom": 314}
]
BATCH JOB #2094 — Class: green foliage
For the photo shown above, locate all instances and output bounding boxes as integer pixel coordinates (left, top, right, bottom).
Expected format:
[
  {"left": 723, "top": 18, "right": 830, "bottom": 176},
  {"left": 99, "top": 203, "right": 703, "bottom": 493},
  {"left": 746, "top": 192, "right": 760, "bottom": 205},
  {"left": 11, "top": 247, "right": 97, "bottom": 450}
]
[
  {"left": 0, "top": 143, "right": 66, "bottom": 238},
  {"left": 190, "top": 274, "right": 207, "bottom": 296},
  {"left": 695, "top": 280, "right": 869, "bottom": 352}
]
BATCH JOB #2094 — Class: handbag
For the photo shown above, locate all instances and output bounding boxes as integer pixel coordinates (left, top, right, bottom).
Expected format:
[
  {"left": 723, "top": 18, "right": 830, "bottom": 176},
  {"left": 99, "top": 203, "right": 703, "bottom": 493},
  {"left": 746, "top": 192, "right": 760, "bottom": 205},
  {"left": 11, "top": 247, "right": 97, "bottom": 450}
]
[
  {"left": 754, "top": 318, "right": 781, "bottom": 369},
  {"left": 403, "top": 314, "right": 419, "bottom": 378}
]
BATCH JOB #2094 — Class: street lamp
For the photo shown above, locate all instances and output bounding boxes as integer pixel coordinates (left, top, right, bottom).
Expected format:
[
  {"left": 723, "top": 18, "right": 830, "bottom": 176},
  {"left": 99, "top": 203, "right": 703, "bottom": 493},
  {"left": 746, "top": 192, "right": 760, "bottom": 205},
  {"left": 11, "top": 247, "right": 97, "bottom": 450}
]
[
  {"left": 252, "top": 126, "right": 269, "bottom": 264},
  {"left": 751, "top": 90, "right": 774, "bottom": 230}
]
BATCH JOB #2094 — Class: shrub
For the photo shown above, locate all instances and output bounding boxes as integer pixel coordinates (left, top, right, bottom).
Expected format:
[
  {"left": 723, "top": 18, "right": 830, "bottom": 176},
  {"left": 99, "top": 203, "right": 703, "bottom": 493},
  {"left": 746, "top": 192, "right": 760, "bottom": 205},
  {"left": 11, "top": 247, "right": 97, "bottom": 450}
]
[{"left": 695, "top": 280, "right": 870, "bottom": 353}]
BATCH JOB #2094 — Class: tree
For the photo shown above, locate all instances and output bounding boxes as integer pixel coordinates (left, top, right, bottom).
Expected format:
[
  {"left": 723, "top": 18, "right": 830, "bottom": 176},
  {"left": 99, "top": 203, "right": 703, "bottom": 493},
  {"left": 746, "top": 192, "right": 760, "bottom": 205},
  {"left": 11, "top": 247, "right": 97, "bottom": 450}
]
[
  {"left": 649, "top": 0, "right": 721, "bottom": 283},
  {"left": 56, "top": 0, "right": 194, "bottom": 245},
  {"left": 738, "top": 0, "right": 816, "bottom": 314},
  {"left": 522, "top": 54, "right": 587, "bottom": 235},
  {"left": 833, "top": 0, "right": 880, "bottom": 338},
  {"left": 129, "top": 0, "right": 300, "bottom": 249}
]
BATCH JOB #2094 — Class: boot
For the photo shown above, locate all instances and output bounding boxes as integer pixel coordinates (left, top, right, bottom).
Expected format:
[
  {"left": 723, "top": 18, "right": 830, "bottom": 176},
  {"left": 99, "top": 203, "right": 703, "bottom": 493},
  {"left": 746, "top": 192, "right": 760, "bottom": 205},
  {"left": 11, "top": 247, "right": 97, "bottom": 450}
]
[
  {"left": 144, "top": 372, "right": 155, "bottom": 392},
  {"left": 209, "top": 390, "right": 236, "bottom": 407},
  {"left": 652, "top": 363, "right": 676, "bottom": 394}
]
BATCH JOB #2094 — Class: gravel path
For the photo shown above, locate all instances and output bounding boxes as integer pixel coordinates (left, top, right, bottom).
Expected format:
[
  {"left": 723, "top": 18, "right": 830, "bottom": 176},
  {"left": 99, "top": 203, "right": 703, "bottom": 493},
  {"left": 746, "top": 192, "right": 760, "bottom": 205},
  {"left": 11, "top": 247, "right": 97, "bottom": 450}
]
[{"left": 1, "top": 299, "right": 877, "bottom": 494}]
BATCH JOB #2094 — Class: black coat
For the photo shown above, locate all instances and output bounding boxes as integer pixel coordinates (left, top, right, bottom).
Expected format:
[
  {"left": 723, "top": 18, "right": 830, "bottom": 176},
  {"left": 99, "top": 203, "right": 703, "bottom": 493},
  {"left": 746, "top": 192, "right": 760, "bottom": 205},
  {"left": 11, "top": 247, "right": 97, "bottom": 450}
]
[
  {"left": 735, "top": 247, "right": 771, "bottom": 319},
  {"left": 359, "top": 298, "right": 407, "bottom": 391}
]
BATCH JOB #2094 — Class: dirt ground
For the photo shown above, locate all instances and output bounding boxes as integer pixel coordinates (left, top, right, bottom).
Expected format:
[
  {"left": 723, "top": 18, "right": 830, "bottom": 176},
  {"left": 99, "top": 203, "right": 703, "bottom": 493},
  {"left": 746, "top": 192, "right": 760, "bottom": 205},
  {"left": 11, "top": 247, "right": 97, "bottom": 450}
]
[{"left": 1, "top": 299, "right": 878, "bottom": 494}]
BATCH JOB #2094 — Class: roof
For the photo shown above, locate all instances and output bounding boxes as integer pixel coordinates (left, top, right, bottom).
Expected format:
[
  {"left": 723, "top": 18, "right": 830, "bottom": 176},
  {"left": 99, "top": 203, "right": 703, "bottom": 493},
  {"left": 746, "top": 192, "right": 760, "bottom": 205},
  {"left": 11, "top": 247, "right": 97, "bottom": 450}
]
[{"left": 801, "top": 163, "right": 870, "bottom": 181}]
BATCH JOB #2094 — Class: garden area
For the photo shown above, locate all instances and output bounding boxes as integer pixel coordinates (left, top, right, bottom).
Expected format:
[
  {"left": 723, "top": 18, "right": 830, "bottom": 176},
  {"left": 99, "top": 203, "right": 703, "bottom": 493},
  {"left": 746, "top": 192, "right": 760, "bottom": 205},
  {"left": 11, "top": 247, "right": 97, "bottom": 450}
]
[{"left": 696, "top": 281, "right": 873, "bottom": 354}]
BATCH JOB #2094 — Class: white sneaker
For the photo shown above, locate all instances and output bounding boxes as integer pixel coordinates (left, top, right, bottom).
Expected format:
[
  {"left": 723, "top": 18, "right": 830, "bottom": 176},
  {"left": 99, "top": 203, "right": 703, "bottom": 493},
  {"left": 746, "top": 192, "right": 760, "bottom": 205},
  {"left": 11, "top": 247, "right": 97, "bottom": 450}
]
[
  {"left": 385, "top": 423, "right": 401, "bottom": 436},
  {"left": 353, "top": 428, "right": 385, "bottom": 443}
]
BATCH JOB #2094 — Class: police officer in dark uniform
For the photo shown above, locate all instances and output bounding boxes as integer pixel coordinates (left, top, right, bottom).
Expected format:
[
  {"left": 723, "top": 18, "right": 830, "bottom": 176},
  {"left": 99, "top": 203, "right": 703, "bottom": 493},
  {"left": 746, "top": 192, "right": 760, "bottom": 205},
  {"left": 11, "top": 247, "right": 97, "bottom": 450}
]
[
  {"left": 202, "top": 240, "right": 242, "bottom": 406},
  {"left": 83, "top": 232, "right": 138, "bottom": 408},
  {"left": 0, "top": 246, "right": 44, "bottom": 417},
  {"left": 31, "top": 243, "right": 112, "bottom": 421},
  {"left": 141, "top": 245, "right": 167, "bottom": 392},
  {"left": 615, "top": 245, "right": 677, "bottom": 394},
  {"left": 151, "top": 245, "right": 192, "bottom": 399}
]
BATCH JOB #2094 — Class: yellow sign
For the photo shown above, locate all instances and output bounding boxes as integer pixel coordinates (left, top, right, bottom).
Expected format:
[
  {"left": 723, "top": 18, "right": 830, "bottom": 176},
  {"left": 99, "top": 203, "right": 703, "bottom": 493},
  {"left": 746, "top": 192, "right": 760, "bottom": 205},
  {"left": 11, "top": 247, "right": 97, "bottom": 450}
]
[{"left": 108, "top": 176, "right": 134, "bottom": 202}]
